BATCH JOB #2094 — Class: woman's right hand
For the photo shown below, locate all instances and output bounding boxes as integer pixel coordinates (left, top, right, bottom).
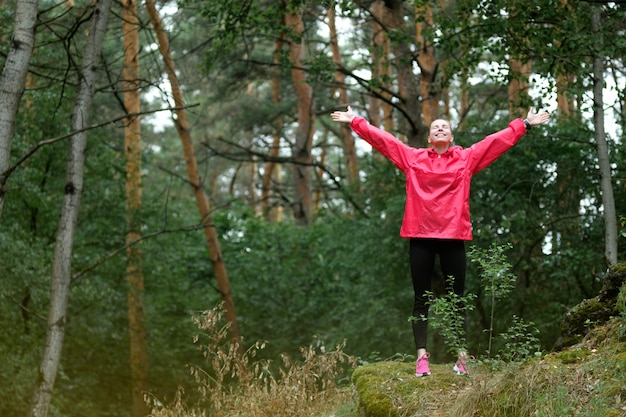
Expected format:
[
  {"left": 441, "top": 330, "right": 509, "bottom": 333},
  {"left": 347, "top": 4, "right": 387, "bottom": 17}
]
[{"left": 330, "top": 106, "right": 355, "bottom": 123}]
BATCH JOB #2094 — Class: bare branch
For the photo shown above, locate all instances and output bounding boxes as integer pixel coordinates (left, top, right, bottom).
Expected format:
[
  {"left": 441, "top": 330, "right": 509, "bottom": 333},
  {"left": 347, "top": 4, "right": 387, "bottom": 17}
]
[{"left": 0, "top": 105, "right": 198, "bottom": 185}]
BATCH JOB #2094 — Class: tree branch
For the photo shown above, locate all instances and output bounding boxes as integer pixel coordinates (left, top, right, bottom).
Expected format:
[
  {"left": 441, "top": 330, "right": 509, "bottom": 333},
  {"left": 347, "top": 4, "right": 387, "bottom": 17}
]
[{"left": 0, "top": 105, "right": 198, "bottom": 185}]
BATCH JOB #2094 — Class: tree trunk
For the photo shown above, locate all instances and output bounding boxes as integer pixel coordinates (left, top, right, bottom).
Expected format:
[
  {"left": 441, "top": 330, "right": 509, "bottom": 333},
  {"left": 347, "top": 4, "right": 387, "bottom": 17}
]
[
  {"left": 27, "top": 1, "right": 112, "bottom": 416},
  {"left": 556, "top": 74, "right": 575, "bottom": 115},
  {"left": 328, "top": 5, "right": 360, "bottom": 190},
  {"left": 590, "top": 6, "right": 617, "bottom": 266},
  {"left": 370, "top": 1, "right": 395, "bottom": 151},
  {"left": 122, "top": 0, "right": 149, "bottom": 415},
  {"left": 145, "top": 0, "right": 241, "bottom": 341},
  {"left": 415, "top": 1, "right": 439, "bottom": 126},
  {"left": 458, "top": 70, "right": 469, "bottom": 129},
  {"left": 0, "top": 0, "right": 38, "bottom": 219},
  {"left": 261, "top": 35, "right": 284, "bottom": 223},
  {"left": 387, "top": 0, "right": 425, "bottom": 148},
  {"left": 508, "top": 57, "right": 531, "bottom": 117},
  {"left": 285, "top": 8, "right": 315, "bottom": 226}
]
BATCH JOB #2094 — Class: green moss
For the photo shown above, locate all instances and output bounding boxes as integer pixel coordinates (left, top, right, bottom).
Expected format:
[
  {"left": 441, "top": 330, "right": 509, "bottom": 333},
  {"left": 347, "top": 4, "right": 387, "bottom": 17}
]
[
  {"left": 352, "top": 361, "right": 474, "bottom": 417},
  {"left": 348, "top": 318, "right": 626, "bottom": 417},
  {"left": 555, "top": 347, "right": 591, "bottom": 364},
  {"left": 610, "top": 262, "right": 626, "bottom": 276},
  {"left": 351, "top": 362, "right": 413, "bottom": 417}
]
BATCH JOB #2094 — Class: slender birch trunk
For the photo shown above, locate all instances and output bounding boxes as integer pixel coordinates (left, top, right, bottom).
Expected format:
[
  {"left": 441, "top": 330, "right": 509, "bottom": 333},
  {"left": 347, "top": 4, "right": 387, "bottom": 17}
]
[
  {"left": 591, "top": 6, "right": 617, "bottom": 266},
  {"left": 0, "top": 0, "right": 38, "bottom": 219},
  {"left": 145, "top": 0, "right": 241, "bottom": 341},
  {"left": 27, "top": 2, "right": 112, "bottom": 416}
]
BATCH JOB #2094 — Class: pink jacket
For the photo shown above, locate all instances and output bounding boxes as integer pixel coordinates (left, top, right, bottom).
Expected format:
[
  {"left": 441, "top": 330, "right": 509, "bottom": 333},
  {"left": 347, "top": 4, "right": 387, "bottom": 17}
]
[{"left": 350, "top": 117, "right": 528, "bottom": 240}]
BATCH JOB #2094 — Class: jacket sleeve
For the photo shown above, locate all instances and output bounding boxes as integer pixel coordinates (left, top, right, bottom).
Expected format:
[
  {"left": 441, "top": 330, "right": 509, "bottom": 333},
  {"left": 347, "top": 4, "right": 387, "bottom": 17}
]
[
  {"left": 466, "top": 118, "right": 527, "bottom": 174},
  {"left": 350, "top": 117, "right": 414, "bottom": 172}
]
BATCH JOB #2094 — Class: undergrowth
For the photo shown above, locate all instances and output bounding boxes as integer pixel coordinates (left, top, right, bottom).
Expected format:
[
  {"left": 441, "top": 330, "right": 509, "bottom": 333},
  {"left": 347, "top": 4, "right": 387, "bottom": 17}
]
[
  {"left": 450, "top": 319, "right": 626, "bottom": 417},
  {"left": 147, "top": 305, "right": 357, "bottom": 417}
]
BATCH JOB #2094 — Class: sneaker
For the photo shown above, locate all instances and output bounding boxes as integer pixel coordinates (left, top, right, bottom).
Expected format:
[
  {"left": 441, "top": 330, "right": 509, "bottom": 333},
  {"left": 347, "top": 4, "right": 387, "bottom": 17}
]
[
  {"left": 453, "top": 355, "right": 475, "bottom": 375},
  {"left": 415, "top": 353, "right": 431, "bottom": 377}
]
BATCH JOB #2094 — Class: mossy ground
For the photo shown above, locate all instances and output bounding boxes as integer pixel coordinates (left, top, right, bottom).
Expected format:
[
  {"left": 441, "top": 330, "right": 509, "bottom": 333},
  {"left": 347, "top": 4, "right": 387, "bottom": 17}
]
[{"left": 346, "top": 319, "right": 626, "bottom": 417}]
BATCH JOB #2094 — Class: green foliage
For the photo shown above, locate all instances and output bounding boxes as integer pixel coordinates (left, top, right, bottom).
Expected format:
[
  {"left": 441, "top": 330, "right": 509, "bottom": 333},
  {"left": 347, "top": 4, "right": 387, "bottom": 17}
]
[
  {"left": 469, "top": 243, "right": 516, "bottom": 301},
  {"left": 2, "top": 1, "right": 624, "bottom": 416},
  {"left": 219, "top": 205, "right": 413, "bottom": 360},
  {"left": 422, "top": 276, "right": 477, "bottom": 357},
  {"left": 497, "top": 315, "right": 542, "bottom": 363},
  {"left": 469, "top": 243, "right": 516, "bottom": 357}
]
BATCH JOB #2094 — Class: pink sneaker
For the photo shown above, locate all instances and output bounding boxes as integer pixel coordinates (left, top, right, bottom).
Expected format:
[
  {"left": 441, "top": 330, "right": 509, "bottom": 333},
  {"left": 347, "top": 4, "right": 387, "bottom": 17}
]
[
  {"left": 453, "top": 355, "right": 475, "bottom": 375},
  {"left": 415, "top": 353, "right": 431, "bottom": 377}
]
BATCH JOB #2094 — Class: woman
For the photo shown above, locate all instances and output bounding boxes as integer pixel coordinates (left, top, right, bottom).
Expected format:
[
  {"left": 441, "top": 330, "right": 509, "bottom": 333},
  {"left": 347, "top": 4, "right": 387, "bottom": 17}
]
[{"left": 330, "top": 106, "right": 550, "bottom": 376}]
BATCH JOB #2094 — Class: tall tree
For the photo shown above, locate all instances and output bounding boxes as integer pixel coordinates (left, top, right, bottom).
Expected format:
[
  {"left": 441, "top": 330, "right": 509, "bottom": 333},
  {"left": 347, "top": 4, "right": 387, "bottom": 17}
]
[
  {"left": 387, "top": 0, "right": 426, "bottom": 148},
  {"left": 369, "top": 0, "right": 395, "bottom": 134},
  {"left": 27, "top": 1, "right": 113, "bottom": 416},
  {"left": 122, "top": 0, "right": 149, "bottom": 415},
  {"left": 0, "top": 0, "right": 38, "bottom": 219},
  {"left": 328, "top": 4, "right": 360, "bottom": 190},
  {"left": 285, "top": 3, "right": 315, "bottom": 226},
  {"left": 145, "top": 0, "right": 241, "bottom": 341},
  {"left": 261, "top": 34, "right": 286, "bottom": 222},
  {"left": 415, "top": 0, "right": 440, "bottom": 125},
  {"left": 590, "top": 5, "right": 618, "bottom": 266}
]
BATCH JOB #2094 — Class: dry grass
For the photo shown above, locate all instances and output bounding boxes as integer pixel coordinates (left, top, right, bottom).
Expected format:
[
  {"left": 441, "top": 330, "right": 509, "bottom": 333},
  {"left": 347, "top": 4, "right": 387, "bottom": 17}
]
[
  {"left": 148, "top": 305, "right": 357, "bottom": 417},
  {"left": 449, "top": 320, "right": 626, "bottom": 417}
]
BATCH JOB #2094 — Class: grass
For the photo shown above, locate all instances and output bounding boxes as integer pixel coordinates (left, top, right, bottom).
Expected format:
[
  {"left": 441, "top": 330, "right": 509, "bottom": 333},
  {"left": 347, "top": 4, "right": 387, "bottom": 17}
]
[
  {"left": 350, "top": 318, "right": 626, "bottom": 417},
  {"left": 147, "top": 305, "right": 357, "bottom": 417},
  {"left": 147, "top": 307, "right": 626, "bottom": 417}
]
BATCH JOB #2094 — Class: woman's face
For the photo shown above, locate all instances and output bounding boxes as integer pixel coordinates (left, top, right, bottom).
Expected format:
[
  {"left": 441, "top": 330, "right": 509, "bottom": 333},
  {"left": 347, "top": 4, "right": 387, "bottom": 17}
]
[{"left": 428, "top": 119, "right": 454, "bottom": 148}]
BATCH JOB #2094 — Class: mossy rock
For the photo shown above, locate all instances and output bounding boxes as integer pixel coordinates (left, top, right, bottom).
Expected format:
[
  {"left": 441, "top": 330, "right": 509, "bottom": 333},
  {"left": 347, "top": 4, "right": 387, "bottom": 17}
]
[
  {"left": 348, "top": 320, "right": 626, "bottom": 417},
  {"left": 556, "top": 262, "right": 626, "bottom": 350},
  {"left": 351, "top": 361, "right": 473, "bottom": 417}
]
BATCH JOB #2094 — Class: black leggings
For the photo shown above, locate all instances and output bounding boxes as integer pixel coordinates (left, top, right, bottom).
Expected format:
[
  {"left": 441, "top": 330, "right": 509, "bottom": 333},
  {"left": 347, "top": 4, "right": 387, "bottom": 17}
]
[{"left": 409, "top": 238, "right": 467, "bottom": 351}]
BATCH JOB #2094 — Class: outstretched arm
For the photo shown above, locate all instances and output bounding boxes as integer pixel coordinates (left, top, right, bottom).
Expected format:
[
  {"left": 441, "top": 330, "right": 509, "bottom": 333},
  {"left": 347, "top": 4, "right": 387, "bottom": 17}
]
[
  {"left": 330, "top": 106, "right": 356, "bottom": 123},
  {"left": 525, "top": 107, "right": 550, "bottom": 127}
]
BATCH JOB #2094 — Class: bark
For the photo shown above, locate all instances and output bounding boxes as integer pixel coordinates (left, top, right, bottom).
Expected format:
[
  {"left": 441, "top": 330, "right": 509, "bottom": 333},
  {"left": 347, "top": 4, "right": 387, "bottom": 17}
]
[
  {"left": 122, "top": 0, "right": 149, "bottom": 415},
  {"left": 261, "top": 36, "right": 284, "bottom": 222},
  {"left": 387, "top": 0, "right": 426, "bottom": 148},
  {"left": 370, "top": 1, "right": 395, "bottom": 139},
  {"left": 285, "top": 8, "right": 315, "bottom": 226},
  {"left": 369, "top": 1, "right": 384, "bottom": 128},
  {"left": 415, "top": 1, "right": 439, "bottom": 126},
  {"left": 556, "top": 74, "right": 575, "bottom": 115},
  {"left": 590, "top": 6, "right": 617, "bottom": 266},
  {"left": 458, "top": 71, "right": 469, "bottom": 129},
  {"left": 507, "top": 57, "right": 531, "bottom": 117},
  {"left": 313, "top": 131, "right": 328, "bottom": 215},
  {"left": 328, "top": 5, "right": 360, "bottom": 189},
  {"left": 0, "top": 0, "right": 38, "bottom": 219},
  {"left": 27, "top": 1, "right": 112, "bottom": 416},
  {"left": 145, "top": 0, "right": 241, "bottom": 340}
]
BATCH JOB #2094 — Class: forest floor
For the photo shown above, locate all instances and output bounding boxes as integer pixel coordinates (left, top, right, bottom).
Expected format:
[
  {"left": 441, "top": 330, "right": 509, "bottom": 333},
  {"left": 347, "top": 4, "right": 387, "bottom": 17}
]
[{"left": 335, "top": 319, "right": 626, "bottom": 417}]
